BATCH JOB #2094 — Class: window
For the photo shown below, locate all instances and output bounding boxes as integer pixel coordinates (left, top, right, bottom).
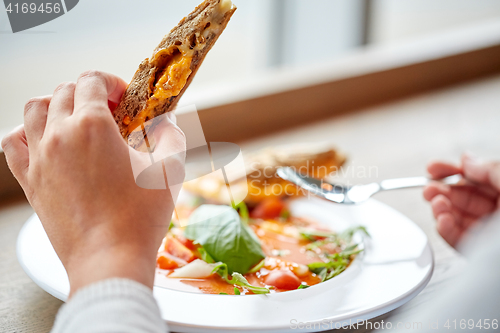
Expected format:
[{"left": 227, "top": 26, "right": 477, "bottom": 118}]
[{"left": 1, "top": 0, "right": 500, "bottom": 130}]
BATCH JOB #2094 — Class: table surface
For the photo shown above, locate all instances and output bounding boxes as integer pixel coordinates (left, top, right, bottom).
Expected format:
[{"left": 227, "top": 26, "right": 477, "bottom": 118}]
[{"left": 1, "top": 75, "right": 499, "bottom": 333}]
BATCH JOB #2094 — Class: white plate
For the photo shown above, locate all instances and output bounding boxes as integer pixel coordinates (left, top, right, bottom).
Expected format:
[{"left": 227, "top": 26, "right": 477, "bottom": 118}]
[{"left": 17, "top": 198, "right": 433, "bottom": 333}]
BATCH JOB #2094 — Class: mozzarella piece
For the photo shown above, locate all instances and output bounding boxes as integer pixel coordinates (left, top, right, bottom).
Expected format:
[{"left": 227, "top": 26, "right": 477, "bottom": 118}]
[{"left": 169, "top": 259, "right": 218, "bottom": 278}]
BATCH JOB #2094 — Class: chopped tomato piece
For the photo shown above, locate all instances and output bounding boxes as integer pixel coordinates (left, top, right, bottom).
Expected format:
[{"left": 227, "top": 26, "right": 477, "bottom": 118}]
[
  {"left": 265, "top": 270, "right": 301, "bottom": 290},
  {"left": 175, "top": 234, "right": 196, "bottom": 250},
  {"left": 157, "top": 253, "right": 179, "bottom": 270},
  {"left": 165, "top": 235, "right": 195, "bottom": 262},
  {"left": 251, "top": 198, "right": 286, "bottom": 220}
]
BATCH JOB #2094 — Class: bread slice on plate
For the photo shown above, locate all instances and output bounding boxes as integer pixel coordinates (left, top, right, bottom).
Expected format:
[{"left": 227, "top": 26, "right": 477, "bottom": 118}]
[
  {"left": 113, "top": 0, "right": 236, "bottom": 148},
  {"left": 183, "top": 143, "right": 347, "bottom": 206}
]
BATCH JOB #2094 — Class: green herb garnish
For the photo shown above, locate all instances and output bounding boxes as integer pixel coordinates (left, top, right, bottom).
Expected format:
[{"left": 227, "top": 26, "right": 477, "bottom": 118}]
[
  {"left": 247, "top": 259, "right": 265, "bottom": 274},
  {"left": 307, "top": 244, "right": 364, "bottom": 282},
  {"left": 298, "top": 283, "right": 310, "bottom": 289},
  {"left": 305, "top": 238, "right": 333, "bottom": 251},
  {"left": 233, "top": 201, "right": 249, "bottom": 225},
  {"left": 212, "top": 262, "right": 270, "bottom": 294},
  {"left": 234, "top": 287, "right": 241, "bottom": 295},
  {"left": 339, "top": 226, "right": 370, "bottom": 242},
  {"left": 185, "top": 205, "right": 265, "bottom": 274},
  {"left": 299, "top": 228, "right": 337, "bottom": 241},
  {"left": 279, "top": 209, "right": 290, "bottom": 220}
]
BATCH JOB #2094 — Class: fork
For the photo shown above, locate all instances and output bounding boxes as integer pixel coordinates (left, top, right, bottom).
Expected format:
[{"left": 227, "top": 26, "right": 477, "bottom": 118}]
[{"left": 277, "top": 167, "right": 462, "bottom": 204}]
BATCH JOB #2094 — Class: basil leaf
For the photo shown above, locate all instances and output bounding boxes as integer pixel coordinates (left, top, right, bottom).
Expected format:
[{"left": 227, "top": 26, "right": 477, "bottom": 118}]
[
  {"left": 186, "top": 205, "right": 265, "bottom": 274},
  {"left": 198, "top": 246, "right": 215, "bottom": 263},
  {"left": 212, "top": 262, "right": 270, "bottom": 294}
]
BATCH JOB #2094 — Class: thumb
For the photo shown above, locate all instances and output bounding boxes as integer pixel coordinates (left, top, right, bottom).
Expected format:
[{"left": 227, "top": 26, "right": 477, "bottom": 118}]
[
  {"left": 462, "top": 153, "right": 500, "bottom": 192},
  {"left": 128, "top": 113, "right": 186, "bottom": 192},
  {"left": 151, "top": 113, "right": 186, "bottom": 166},
  {"left": 151, "top": 113, "right": 186, "bottom": 187}
]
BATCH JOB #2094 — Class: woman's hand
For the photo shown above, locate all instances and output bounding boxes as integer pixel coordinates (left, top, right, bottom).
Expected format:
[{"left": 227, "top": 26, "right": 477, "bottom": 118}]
[
  {"left": 1, "top": 70, "right": 186, "bottom": 297},
  {"left": 424, "top": 154, "right": 500, "bottom": 247}
]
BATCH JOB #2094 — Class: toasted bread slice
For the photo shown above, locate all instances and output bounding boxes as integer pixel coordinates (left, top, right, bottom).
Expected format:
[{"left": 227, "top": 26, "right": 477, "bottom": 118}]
[
  {"left": 183, "top": 144, "right": 346, "bottom": 206},
  {"left": 114, "top": 0, "right": 236, "bottom": 148}
]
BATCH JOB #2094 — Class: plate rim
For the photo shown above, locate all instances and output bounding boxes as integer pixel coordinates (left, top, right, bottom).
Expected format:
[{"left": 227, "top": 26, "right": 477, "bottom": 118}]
[{"left": 17, "top": 198, "right": 434, "bottom": 333}]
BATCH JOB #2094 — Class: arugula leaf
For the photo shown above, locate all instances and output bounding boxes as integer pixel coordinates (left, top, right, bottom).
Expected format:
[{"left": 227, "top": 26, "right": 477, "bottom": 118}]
[
  {"left": 307, "top": 262, "right": 331, "bottom": 273},
  {"left": 305, "top": 238, "right": 333, "bottom": 251},
  {"left": 279, "top": 209, "right": 290, "bottom": 220},
  {"left": 231, "top": 273, "right": 270, "bottom": 294},
  {"left": 212, "top": 263, "right": 270, "bottom": 294},
  {"left": 234, "top": 287, "right": 241, "bottom": 295},
  {"left": 234, "top": 201, "right": 249, "bottom": 225},
  {"left": 247, "top": 259, "right": 265, "bottom": 274},
  {"left": 307, "top": 244, "right": 363, "bottom": 282},
  {"left": 185, "top": 205, "right": 265, "bottom": 274},
  {"left": 340, "top": 226, "right": 370, "bottom": 242},
  {"left": 317, "top": 267, "right": 327, "bottom": 282},
  {"left": 308, "top": 262, "right": 346, "bottom": 282},
  {"left": 343, "top": 244, "right": 359, "bottom": 252},
  {"left": 299, "top": 228, "right": 337, "bottom": 241},
  {"left": 336, "top": 248, "right": 363, "bottom": 258},
  {"left": 325, "top": 265, "right": 346, "bottom": 280}
]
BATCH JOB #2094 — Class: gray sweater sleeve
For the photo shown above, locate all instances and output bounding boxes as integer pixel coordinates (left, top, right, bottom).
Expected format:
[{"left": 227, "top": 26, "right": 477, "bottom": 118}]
[{"left": 51, "top": 278, "right": 168, "bottom": 333}]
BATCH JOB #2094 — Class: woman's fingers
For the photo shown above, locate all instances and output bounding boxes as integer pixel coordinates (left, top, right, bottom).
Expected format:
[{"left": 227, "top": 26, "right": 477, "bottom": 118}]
[
  {"left": 23, "top": 96, "right": 51, "bottom": 152},
  {"left": 47, "top": 82, "right": 76, "bottom": 124},
  {"left": 426, "top": 156, "right": 500, "bottom": 247},
  {"left": 427, "top": 161, "right": 461, "bottom": 179},
  {"left": 462, "top": 154, "right": 500, "bottom": 192},
  {"left": 424, "top": 182, "right": 496, "bottom": 218},
  {"left": 1, "top": 125, "right": 29, "bottom": 187},
  {"left": 430, "top": 195, "right": 471, "bottom": 247},
  {"left": 430, "top": 194, "right": 452, "bottom": 217},
  {"left": 128, "top": 113, "right": 186, "bottom": 192},
  {"left": 436, "top": 212, "right": 464, "bottom": 247},
  {"left": 430, "top": 194, "right": 477, "bottom": 227},
  {"left": 74, "top": 71, "right": 128, "bottom": 115},
  {"left": 151, "top": 113, "right": 186, "bottom": 187}
]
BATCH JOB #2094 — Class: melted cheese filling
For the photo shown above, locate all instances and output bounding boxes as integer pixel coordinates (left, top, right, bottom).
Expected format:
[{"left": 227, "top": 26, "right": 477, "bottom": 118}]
[
  {"left": 126, "top": 50, "right": 192, "bottom": 135},
  {"left": 125, "top": 0, "right": 234, "bottom": 137},
  {"left": 154, "top": 53, "right": 192, "bottom": 100}
]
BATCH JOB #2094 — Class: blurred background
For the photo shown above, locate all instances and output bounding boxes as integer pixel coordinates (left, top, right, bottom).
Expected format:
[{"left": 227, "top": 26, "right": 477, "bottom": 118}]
[
  {"left": 1, "top": 0, "right": 500, "bottom": 130},
  {"left": 1, "top": 2, "right": 500, "bottom": 331}
]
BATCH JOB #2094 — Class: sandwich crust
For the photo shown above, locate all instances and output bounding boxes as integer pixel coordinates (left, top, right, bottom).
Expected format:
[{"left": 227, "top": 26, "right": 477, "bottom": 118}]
[{"left": 113, "top": 0, "right": 236, "bottom": 148}]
